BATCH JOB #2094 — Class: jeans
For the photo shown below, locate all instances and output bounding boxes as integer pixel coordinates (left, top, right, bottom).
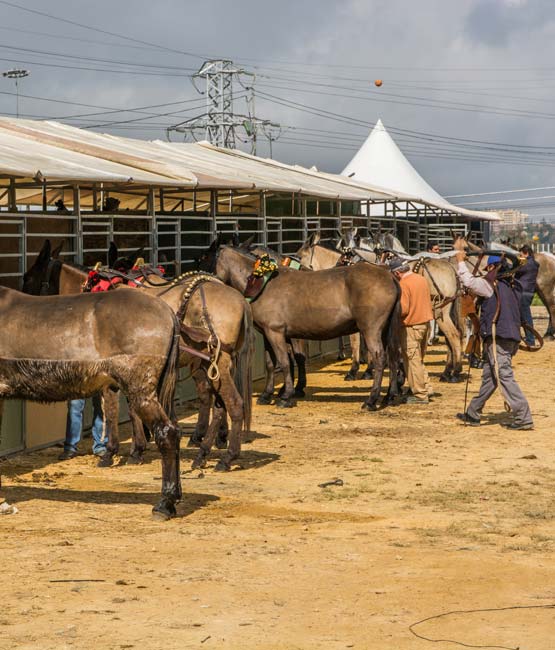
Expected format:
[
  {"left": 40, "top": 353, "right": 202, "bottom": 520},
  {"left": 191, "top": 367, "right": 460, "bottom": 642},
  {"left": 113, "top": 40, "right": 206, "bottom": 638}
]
[
  {"left": 520, "top": 292, "right": 535, "bottom": 345},
  {"left": 467, "top": 338, "right": 533, "bottom": 427},
  {"left": 64, "top": 395, "right": 106, "bottom": 455}
]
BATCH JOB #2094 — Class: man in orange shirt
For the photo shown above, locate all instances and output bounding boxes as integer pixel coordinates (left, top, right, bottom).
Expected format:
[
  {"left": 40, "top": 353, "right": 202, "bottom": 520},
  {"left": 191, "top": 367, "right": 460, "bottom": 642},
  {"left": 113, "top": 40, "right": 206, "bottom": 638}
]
[{"left": 390, "top": 258, "right": 434, "bottom": 404}]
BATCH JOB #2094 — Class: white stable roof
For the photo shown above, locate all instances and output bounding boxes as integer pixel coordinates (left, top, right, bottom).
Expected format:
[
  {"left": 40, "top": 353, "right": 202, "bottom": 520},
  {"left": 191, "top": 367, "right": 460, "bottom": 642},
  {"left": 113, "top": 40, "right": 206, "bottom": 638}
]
[{"left": 342, "top": 119, "right": 498, "bottom": 222}]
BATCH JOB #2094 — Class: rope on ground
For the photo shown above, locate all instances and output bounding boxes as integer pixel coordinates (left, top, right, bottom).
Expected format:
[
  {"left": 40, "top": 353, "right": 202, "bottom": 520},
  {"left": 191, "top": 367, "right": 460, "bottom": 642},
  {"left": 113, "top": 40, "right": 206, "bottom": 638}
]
[{"left": 409, "top": 603, "right": 555, "bottom": 649}]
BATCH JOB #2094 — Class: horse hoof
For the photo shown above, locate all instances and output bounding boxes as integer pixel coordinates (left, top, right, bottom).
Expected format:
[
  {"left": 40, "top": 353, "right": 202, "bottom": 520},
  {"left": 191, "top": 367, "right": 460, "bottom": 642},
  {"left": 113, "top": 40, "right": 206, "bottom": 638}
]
[
  {"left": 257, "top": 393, "right": 273, "bottom": 405},
  {"left": 337, "top": 352, "right": 346, "bottom": 361},
  {"left": 449, "top": 375, "right": 463, "bottom": 384},
  {"left": 96, "top": 453, "right": 113, "bottom": 468},
  {"left": 361, "top": 401, "right": 378, "bottom": 412},
  {"left": 344, "top": 372, "right": 357, "bottom": 381},
  {"left": 152, "top": 499, "right": 176, "bottom": 521},
  {"left": 544, "top": 334, "right": 555, "bottom": 341},
  {"left": 215, "top": 460, "right": 231, "bottom": 472},
  {"left": 439, "top": 375, "right": 450, "bottom": 383},
  {"left": 294, "top": 389, "right": 306, "bottom": 398},
  {"left": 126, "top": 453, "right": 144, "bottom": 465},
  {"left": 191, "top": 454, "right": 207, "bottom": 470},
  {"left": 187, "top": 435, "right": 203, "bottom": 448},
  {"left": 276, "top": 398, "right": 295, "bottom": 408},
  {"left": 215, "top": 438, "right": 228, "bottom": 450},
  {"left": 361, "top": 371, "right": 373, "bottom": 381}
]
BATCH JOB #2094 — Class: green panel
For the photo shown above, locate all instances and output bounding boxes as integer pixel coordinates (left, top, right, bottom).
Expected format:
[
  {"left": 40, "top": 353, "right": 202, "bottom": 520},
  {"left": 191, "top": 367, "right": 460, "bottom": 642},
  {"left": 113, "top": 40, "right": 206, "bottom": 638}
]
[
  {"left": 0, "top": 400, "right": 24, "bottom": 455},
  {"left": 321, "top": 338, "right": 341, "bottom": 356}
]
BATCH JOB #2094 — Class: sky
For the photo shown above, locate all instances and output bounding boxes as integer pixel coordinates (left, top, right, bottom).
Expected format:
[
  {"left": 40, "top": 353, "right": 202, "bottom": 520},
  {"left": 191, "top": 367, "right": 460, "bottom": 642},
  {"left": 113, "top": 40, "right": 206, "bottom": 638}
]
[{"left": 0, "top": 0, "right": 554, "bottom": 220}]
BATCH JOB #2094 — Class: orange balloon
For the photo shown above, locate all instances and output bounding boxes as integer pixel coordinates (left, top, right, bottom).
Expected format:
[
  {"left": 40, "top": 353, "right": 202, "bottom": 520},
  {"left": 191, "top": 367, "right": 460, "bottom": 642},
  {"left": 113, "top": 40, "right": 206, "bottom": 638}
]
[{"left": 375, "top": 79, "right": 383, "bottom": 87}]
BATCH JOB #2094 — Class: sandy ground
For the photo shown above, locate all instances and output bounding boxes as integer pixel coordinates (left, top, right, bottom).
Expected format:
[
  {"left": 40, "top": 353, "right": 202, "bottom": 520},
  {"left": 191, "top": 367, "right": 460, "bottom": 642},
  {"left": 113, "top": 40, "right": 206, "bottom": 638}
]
[{"left": 1, "top": 316, "right": 554, "bottom": 649}]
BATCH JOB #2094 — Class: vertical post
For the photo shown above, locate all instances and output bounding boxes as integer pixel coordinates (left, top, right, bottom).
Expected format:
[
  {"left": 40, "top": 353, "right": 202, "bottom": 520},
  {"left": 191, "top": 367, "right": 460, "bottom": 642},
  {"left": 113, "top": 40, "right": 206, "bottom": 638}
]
[
  {"left": 210, "top": 190, "right": 218, "bottom": 238},
  {"left": 336, "top": 200, "right": 342, "bottom": 232},
  {"left": 42, "top": 181, "right": 47, "bottom": 212},
  {"left": 301, "top": 196, "right": 308, "bottom": 242},
  {"left": 148, "top": 188, "right": 156, "bottom": 264},
  {"left": 260, "top": 191, "right": 267, "bottom": 246},
  {"left": 73, "top": 184, "right": 83, "bottom": 264},
  {"left": 8, "top": 178, "right": 17, "bottom": 213},
  {"left": 159, "top": 187, "right": 165, "bottom": 213}
]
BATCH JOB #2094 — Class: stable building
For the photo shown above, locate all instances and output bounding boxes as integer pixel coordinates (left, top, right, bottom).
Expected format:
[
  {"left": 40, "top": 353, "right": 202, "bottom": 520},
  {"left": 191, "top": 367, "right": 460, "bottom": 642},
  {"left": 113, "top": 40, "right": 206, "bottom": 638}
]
[{"left": 0, "top": 116, "right": 497, "bottom": 456}]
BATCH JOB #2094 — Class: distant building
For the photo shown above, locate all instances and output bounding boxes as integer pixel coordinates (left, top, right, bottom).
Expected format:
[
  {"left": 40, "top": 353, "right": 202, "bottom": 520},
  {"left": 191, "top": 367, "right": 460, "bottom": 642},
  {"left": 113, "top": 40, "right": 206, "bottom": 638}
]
[{"left": 489, "top": 209, "right": 529, "bottom": 235}]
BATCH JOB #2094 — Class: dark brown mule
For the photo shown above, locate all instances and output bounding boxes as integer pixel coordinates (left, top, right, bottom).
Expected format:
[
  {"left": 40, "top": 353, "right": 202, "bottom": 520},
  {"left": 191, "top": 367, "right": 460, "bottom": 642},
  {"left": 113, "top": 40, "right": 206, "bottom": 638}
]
[
  {"left": 199, "top": 242, "right": 402, "bottom": 410},
  {"left": 238, "top": 239, "right": 308, "bottom": 400},
  {"left": 0, "top": 285, "right": 181, "bottom": 519},
  {"left": 23, "top": 240, "right": 254, "bottom": 471}
]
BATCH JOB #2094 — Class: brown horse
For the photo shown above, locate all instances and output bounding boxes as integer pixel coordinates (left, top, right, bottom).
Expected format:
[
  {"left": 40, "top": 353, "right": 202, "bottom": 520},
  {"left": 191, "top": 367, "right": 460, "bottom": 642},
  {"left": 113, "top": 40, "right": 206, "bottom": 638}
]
[
  {"left": 0, "top": 285, "right": 181, "bottom": 519},
  {"left": 22, "top": 240, "right": 254, "bottom": 472},
  {"left": 199, "top": 241, "right": 401, "bottom": 410}
]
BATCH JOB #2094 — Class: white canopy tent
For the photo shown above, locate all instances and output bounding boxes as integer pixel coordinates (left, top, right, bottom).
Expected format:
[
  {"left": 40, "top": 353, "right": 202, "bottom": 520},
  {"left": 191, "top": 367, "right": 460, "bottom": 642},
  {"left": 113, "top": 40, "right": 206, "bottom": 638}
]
[{"left": 341, "top": 119, "right": 497, "bottom": 251}]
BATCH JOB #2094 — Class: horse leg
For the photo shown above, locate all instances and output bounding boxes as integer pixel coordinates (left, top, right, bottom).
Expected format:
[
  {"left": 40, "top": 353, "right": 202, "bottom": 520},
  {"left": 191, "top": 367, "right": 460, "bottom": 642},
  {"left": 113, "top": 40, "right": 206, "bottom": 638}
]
[
  {"left": 127, "top": 408, "right": 148, "bottom": 465},
  {"left": 97, "top": 388, "right": 119, "bottom": 467},
  {"left": 257, "top": 337, "right": 276, "bottom": 405},
  {"left": 437, "top": 310, "right": 463, "bottom": 383},
  {"left": 193, "top": 354, "right": 244, "bottom": 471},
  {"left": 292, "top": 339, "right": 307, "bottom": 398},
  {"left": 360, "top": 329, "right": 386, "bottom": 411},
  {"left": 188, "top": 369, "right": 212, "bottom": 447},
  {"left": 345, "top": 333, "right": 360, "bottom": 380},
  {"left": 265, "top": 330, "right": 296, "bottom": 407},
  {"left": 360, "top": 336, "right": 374, "bottom": 380},
  {"left": 133, "top": 397, "right": 181, "bottom": 520},
  {"left": 337, "top": 336, "right": 347, "bottom": 360}
]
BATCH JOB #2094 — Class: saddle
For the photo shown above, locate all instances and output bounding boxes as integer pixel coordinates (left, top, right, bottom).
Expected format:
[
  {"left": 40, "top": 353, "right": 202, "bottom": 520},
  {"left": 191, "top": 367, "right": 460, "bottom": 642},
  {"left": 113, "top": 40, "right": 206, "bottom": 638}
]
[{"left": 244, "top": 254, "right": 278, "bottom": 303}]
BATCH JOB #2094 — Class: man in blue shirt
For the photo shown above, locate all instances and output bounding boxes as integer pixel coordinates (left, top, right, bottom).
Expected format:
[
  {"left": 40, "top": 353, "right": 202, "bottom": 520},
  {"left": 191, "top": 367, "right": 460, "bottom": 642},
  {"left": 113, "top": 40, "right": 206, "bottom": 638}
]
[{"left": 454, "top": 246, "right": 533, "bottom": 430}]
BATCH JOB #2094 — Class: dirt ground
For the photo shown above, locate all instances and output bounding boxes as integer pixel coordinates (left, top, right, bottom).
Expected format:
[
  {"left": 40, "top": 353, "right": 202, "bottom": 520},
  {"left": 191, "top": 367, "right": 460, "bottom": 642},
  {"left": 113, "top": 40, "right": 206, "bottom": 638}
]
[{"left": 1, "top": 315, "right": 554, "bottom": 650}]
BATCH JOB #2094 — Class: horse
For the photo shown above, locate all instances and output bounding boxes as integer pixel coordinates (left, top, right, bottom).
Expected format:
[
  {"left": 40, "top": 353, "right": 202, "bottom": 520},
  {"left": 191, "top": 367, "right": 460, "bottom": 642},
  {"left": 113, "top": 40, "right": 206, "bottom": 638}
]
[
  {"left": 22, "top": 240, "right": 254, "bottom": 472},
  {"left": 0, "top": 284, "right": 182, "bottom": 520},
  {"left": 199, "top": 240, "right": 402, "bottom": 411},
  {"left": 296, "top": 231, "right": 375, "bottom": 381}
]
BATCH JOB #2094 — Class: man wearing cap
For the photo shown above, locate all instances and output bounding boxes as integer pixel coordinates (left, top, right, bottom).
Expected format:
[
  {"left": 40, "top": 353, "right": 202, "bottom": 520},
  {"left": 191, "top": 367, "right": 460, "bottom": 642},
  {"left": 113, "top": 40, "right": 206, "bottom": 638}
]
[
  {"left": 453, "top": 242, "right": 533, "bottom": 430},
  {"left": 390, "top": 258, "right": 434, "bottom": 404}
]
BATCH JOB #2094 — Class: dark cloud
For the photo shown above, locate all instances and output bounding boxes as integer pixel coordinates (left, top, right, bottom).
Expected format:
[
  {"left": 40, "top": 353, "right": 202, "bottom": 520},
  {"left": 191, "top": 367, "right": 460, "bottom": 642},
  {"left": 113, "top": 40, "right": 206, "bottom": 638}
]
[{"left": 0, "top": 0, "right": 553, "bottom": 218}]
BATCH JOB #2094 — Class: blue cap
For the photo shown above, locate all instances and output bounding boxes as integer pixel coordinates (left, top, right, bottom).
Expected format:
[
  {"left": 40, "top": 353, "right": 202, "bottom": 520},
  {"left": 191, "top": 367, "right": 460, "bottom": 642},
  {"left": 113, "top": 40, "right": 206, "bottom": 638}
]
[{"left": 487, "top": 255, "right": 502, "bottom": 265}]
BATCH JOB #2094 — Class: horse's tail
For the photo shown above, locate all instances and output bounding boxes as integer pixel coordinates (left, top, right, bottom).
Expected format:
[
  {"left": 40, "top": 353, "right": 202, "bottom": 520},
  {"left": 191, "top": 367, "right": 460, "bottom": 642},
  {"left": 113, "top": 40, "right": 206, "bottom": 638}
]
[
  {"left": 234, "top": 303, "right": 254, "bottom": 433},
  {"left": 384, "top": 277, "right": 402, "bottom": 385},
  {"left": 157, "top": 313, "right": 181, "bottom": 420}
]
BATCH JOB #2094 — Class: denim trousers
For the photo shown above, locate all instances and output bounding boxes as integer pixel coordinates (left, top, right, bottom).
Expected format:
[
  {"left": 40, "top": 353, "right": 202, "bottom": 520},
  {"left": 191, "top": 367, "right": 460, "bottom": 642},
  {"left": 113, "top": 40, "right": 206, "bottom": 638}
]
[
  {"left": 520, "top": 292, "right": 535, "bottom": 346},
  {"left": 64, "top": 394, "right": 106, "bottom": 455}
]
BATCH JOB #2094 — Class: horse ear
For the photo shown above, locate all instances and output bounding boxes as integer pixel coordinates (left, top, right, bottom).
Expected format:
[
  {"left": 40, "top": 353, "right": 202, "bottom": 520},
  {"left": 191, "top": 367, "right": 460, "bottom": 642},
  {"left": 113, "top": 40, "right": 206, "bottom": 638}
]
[
  {"left": 230, "top": 233, "right": 240, "bottom": 247},
  {"left": 51, "top": 240, "right": 65, "bottom": 259},
  {"left": 34, "top": 239, "right": 51, "bottom": 268},
  {"left": 309, "top": 231, "right": 321, "bottom": 246},
  {"left": 240, "top": 234, "right": 255, "bottom": 250},
  {"left": 108, "top": 242, "right": 118, "bottom": 267},
  {"left": 128, "top": 246, "right": 144, "bottom": 266}
]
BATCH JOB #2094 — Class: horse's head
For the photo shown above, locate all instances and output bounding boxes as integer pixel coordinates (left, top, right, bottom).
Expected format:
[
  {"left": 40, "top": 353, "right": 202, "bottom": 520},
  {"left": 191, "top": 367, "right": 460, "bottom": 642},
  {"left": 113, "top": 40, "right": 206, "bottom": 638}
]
[
  {"left": 197, "top": 235, "right": 223, "bottom": 274},
  {"left": 108, "top": 242, "right": 145, "bottom": 272},
  {"left": 22, "top": 239, "right": 64, "bottom": 295}
]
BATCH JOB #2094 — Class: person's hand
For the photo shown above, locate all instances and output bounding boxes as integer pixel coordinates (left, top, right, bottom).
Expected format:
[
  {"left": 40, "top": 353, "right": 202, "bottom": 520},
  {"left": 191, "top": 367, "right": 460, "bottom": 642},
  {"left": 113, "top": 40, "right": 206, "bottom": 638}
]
[{"left": 455, "top": 251, "right": 466, "bottom": 263}]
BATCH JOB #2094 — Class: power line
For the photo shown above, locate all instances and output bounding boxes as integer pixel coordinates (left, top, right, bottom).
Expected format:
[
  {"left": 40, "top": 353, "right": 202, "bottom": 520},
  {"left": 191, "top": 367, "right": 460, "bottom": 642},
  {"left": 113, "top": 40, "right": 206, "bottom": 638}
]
[
  {"left": 0, "top": 0, "right": 209, "bottom": 60},
  {"left": 0, "top": 43, "right": 196, "bottom": 72},
  {"left": 445, "top": 186, "right": 555, "bottom": 198}
]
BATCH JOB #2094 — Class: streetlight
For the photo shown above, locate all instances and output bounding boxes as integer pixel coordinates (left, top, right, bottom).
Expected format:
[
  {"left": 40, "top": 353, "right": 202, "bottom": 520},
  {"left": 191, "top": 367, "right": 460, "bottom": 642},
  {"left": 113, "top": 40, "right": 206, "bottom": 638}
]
[{"left": 2, "top": 69, "right": 29, "bottom": 118}]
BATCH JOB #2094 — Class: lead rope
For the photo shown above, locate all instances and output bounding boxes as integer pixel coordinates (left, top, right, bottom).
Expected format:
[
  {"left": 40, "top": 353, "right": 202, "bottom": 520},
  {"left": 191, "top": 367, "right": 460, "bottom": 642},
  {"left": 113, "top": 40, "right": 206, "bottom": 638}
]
[{"left": 198, "top": 283, "right": 221, "bottom": 382}]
